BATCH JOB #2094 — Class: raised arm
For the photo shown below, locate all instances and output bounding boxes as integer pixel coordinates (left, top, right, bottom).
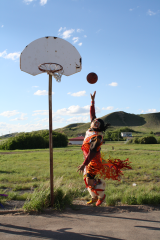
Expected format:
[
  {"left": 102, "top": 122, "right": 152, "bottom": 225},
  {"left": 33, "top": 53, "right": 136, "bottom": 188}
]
[{"left": 90, "top": 91, "right": 96, "bottom": 122}]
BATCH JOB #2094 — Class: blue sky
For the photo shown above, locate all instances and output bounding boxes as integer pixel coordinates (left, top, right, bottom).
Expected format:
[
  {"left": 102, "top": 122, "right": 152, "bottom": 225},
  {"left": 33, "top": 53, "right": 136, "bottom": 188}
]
[{"left": 0, "top": 0, "right": 160, "bottom": 135}]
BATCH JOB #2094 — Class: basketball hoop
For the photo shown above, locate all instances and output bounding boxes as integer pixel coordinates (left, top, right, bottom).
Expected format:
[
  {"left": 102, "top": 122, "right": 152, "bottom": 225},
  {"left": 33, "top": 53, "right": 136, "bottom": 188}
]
[{"left": 38, "top": 63, "right": 64, "bottom": 82}]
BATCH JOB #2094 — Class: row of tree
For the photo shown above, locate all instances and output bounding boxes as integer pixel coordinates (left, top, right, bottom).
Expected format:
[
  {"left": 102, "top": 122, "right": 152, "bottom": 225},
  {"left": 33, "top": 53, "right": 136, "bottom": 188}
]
[
  {"left": 128, "top": 136, "right": 157, "bottom": 144},
  {"left": 104, "top": 127, "right": 158, "bottom": 144},
  {"left": 104, "top": 127, "right": 134, "bottom": 141},
  {"left": 0, "top": 130, "right": 68, "bottom": 150}
]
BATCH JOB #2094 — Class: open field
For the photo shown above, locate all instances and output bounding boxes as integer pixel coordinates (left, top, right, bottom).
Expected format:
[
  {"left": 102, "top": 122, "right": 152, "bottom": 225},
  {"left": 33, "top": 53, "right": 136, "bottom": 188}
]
[{"left": 0, "top": 142, "right": 160, "bottom": 208}]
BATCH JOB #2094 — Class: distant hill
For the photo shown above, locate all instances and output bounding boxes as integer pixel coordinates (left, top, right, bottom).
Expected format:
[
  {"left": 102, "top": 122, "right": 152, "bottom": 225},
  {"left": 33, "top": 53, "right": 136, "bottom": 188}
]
[
  {"left": 0, "top": 132, "right": 18, "bottom": 139},
  {"left": 101, "top": 111, "right": 146, "bottom": 126},
  {"left": 1, "top": 112, "right": 160, "bottom": 140},
  {"left": 55, "top": 111, "right": 160, "bottom": 137}
]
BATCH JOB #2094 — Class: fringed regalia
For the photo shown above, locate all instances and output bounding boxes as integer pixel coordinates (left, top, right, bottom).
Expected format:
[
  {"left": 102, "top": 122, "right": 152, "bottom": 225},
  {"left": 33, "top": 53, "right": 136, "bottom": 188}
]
[{"left": 82, "top": 130, "right": 132, "bottom": 198}]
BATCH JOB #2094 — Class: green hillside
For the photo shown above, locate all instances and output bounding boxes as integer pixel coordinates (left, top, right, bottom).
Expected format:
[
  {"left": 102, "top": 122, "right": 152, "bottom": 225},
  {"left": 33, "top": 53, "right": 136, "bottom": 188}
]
[{"left": 55, "top": 111, "right": 160, "bottom": 137}]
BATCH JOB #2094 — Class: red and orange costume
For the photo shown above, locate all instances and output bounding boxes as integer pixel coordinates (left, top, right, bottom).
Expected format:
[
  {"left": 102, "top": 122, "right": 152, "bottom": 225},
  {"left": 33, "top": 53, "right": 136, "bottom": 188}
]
[{"left": 81, "top": 100, "right": 132, "bottom": 202}]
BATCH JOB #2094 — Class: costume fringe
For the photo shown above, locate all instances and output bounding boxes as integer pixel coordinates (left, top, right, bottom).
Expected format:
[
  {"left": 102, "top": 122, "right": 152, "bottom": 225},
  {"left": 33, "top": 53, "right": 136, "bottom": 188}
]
[
  {"left": 98, "top": 154, "right": 132, "bottom": 181},
  {"left": 82, "top": 142, "right": 132, "bottom": 181}
]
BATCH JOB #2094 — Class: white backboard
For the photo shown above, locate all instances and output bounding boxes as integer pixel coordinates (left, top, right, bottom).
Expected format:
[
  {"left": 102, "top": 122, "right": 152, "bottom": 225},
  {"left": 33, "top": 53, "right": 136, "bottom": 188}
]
[{"left": 20, "top": 36, "right": 82, "bottom": 76}]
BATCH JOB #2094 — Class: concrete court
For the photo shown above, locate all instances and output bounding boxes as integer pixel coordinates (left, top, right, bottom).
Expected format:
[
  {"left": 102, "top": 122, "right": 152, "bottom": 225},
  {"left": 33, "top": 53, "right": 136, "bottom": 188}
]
[{"left": 0, "top": 206, "right": 160, "bottom": 240}]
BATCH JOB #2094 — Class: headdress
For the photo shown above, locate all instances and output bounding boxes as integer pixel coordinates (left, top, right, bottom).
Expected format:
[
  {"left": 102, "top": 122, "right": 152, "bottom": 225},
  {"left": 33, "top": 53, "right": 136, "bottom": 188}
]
[{"left": 92, "top": 118, "right": 110, "bottom": 132}]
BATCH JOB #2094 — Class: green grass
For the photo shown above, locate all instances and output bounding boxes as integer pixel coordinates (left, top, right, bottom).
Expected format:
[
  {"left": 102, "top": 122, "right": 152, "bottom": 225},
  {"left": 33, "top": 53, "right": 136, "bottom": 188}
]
[{"left": 0, "top": 143, "right": 160, "bottom": 210}]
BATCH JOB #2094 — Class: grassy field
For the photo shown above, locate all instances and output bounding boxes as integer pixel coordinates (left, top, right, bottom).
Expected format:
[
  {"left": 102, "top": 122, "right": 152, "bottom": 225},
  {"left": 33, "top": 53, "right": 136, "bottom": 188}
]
[{"left": 0, "top": 142, "right": 160, "bottom": 208}]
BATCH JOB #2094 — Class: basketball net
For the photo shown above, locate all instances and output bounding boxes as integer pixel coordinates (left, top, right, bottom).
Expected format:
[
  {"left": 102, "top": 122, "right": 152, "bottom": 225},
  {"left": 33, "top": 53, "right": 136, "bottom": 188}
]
[{"left": 38, "top": 63, "right": 64, "bottom": 82}]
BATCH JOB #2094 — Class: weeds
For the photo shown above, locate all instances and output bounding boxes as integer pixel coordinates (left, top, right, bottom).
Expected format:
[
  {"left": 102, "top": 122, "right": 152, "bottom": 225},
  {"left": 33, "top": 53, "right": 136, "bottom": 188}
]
[
  {"left": 22, "top": 183, "right": 77, "bottom": 212},
  {"left": 0, "top": 143, "right": 160, "bottom": 210}
]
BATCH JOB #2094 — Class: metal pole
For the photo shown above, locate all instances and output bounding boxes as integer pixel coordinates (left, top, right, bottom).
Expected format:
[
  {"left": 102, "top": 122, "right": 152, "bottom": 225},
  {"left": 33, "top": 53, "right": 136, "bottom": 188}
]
[{"left": 49, "top": 74, "right": 53, "bottom": 206}]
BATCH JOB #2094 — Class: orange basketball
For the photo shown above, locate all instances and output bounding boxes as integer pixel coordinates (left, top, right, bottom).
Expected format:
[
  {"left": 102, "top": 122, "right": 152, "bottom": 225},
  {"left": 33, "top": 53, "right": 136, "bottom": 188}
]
[{"left": 87, "top": 72, "right": 98, "bottom": 84}]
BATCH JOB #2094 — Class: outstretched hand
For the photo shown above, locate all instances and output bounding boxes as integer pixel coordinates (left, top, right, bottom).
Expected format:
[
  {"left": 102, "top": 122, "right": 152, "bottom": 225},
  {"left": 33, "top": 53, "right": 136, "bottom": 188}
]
[
  {"left": 77, "top": 164, "right": 85, "bottom": 174},
  {"left": 90, "top": 91, "right": 96, "bottom": 101}
]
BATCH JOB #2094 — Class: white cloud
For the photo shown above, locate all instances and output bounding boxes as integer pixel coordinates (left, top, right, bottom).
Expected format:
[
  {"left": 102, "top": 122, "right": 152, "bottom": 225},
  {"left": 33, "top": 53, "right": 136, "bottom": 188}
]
[
  {"left": 0, "top": 122, "right": 48, "bottom": 134},
  {"left": 68, "top": 91, "right": 86, "bottom": 97},
  {"left": 147, "top": 9, "right": 156, "bottom": 16},
  {"left": 140, "top": 109, "right": 157, "bottom": 113},
  {"left": 96, "top": 29, "right": 102, "bottom": 33},
  {"left": 58, "top": 27, "right": 66, "bottom": 32},
  {"left": 35, "top": 116, "right": 65, "bottom": 123},
  {"left": 109, "top": 82, "right": 118, "bottom": 87},
  {"left": 126, "top": 107, "right": 130, "bottom": 109},
  {"left": 53, "top": 117, "right": 65, "bottom": 123},
  {"left": 102, "top": 106, "right": 114, "bottom": 111},
  {"left": 72, "top": 37, "right": 79, "bottom": 43},
  {"left": 1, "top": 25, "right": 4, "bottom": 28},
  {"left": 24, "top": 0, "right": 35, "bottom": 4},
  {"left": 34, "top": 90, "right": 48, "bottom": 95},
  {"left": 24, "top": 0, "right": 47, "bottom": 6},
  {"left": 146, "top": 109, "right": 157, "bottom": 113},
  {"left": 56, "top": 105, "right": 90, "bottom": 116},
  {"left": 32, "top": 86, "right": 39, "bottom": 88},
  {"left": 10, "top": 113, "right": 28, "bottom": 121},
  {"left": 84, "top": 35, "right": 87, "bottom": 38},
  {"left": 0, "top": 122, "right": 6, "bottom": 128},
  {"left": 34, "top": 118, "right": 40, "bottom": 121},
  {"left": 33, "top": 111, "right": 89, "bottom": 123},
  {"left": 77, "top": 29, "right": 84, "bottom": 33},
  {"left": 0, "top": 50, "right": 7, "bottom": 58},
  {"left": 32, "top": 110, "right": 48, "bottom": 116},
  {"left": 66, "top": 116, "right": 88, "bottom": 123},
  {"left": 54, "top": 105, "right": 100, "bottom": 116},
  {"left": 38, "top": 118, "right": 49, "bottom": 122},
  {"left": 34, "top": 90, "right": 54, "bottom": 95},
  {"left": 58, "top": 27, "right": 84, "bottom": 45},
  {"left": 61, "top": 29, "right": 75, "bottom": 39},
  {"left": 5, "top": 52, "right": 20, "bottom": 60},
  {"left": 40, "top": 0, "right": 47, "bottom": 5},
  {"left": 0, "top": 50, "right": 20, "bottom": 61},
  {"left": 0, "top": 110, "right": 20, "bottom": 118},
  {"left": 129, "top": 8, "right": 134, "bottom": 11}
]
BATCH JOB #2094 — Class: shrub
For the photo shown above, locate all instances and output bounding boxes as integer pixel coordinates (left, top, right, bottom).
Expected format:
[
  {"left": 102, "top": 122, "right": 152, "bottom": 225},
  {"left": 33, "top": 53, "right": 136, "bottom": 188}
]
[
  {"left": 133, "top": 137, "right": 140, "bottom": 144},
  {"left": 139, "top": 136, "right": 157, "bottom": 144},
  {"left": 104, "top": 130, "right": 123, "bottom": 141},
  {"left": 40, "top": 130, "right": 68, "bottom": 148},
  {"left": 52, "top": 131, "right": 68, "bottom": 147},
  {"left": 0, "top": 133, "right": 45, "bottom": 150},
  {"left": 127, "top": 136, "right": 157, "bottom": 144},
  {"left": 119, "top": 127, "right": 134, "bottom": 132},
  {"left": 104, "top": 131, "right": 112, "bottom": 141},
  {"left": 156, "top": 137, "right": 160, "bottom": 144},
  {"left": 0, "top": 130, "right": 68, "bottom": 150}
]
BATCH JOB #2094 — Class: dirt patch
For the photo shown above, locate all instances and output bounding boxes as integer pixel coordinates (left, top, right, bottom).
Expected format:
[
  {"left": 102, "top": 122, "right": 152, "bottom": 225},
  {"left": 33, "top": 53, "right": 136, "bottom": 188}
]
[
  {"left": 1, "top": 199, "right": 160, "bottom": 215},
  {"left": 72, "top": 199, "right": 160, "bottom": 213},
  {"left": 0, "top": 200, "right": 25, "bottom": 211}
]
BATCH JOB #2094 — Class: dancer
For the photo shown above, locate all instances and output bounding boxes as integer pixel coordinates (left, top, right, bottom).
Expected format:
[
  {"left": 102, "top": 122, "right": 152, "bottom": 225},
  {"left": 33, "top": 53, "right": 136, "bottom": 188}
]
[{"left": 77, "top": 91, "right": 132, "bottom": 206}]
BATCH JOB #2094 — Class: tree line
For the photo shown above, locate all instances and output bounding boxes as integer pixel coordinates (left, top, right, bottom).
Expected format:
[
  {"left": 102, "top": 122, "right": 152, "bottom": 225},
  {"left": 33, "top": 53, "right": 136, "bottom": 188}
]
[{"left": 0, "top": 130, "right": 68, "bottom": 150}]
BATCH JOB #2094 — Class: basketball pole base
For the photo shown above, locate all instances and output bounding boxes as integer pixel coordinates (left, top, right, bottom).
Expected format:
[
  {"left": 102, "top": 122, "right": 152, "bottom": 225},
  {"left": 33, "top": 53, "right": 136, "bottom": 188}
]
[{"left": 49, "top": 74, "right": 54, "bottom": 206}]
